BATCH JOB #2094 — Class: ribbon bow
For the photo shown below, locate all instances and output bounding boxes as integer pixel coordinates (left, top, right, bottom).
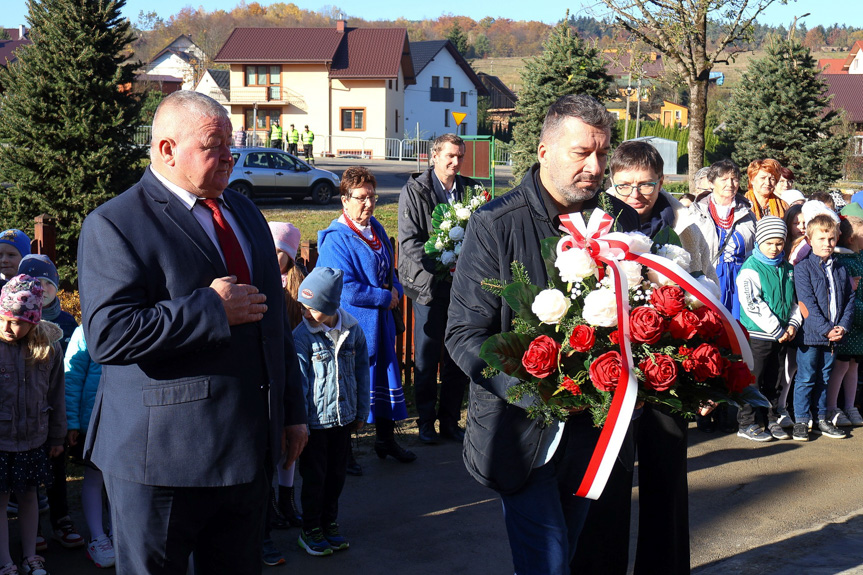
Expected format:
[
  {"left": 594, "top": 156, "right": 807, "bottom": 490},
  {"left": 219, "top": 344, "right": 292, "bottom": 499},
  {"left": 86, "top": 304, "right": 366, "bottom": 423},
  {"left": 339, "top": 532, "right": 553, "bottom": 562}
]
[{"left": 557, "top": 210, "right": 753, "bottom": 501}]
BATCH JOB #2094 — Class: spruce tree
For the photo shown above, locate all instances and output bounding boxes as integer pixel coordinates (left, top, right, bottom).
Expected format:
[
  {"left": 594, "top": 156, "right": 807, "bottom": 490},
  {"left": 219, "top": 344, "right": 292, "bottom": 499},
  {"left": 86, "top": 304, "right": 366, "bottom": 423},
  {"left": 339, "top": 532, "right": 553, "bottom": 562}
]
[
  {"left": 511, "top": 18, "right": 612, "bottom": 180},
  {"left": 0, "top": 0, "right": 143, "bottom": 283},
  {"left": 721, "top": 37, "right": 846, "bottom": 194},
  {"left": 446, "top": 22, "right": 469, "bottom": 56}
]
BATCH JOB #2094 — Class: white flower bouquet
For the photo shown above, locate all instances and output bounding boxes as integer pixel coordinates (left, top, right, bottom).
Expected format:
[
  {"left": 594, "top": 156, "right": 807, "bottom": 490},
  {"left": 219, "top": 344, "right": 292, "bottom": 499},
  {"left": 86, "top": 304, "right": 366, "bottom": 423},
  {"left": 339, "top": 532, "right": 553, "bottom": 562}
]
[{"left": 423, "top": 185, "right": 491, "bottom": 280}]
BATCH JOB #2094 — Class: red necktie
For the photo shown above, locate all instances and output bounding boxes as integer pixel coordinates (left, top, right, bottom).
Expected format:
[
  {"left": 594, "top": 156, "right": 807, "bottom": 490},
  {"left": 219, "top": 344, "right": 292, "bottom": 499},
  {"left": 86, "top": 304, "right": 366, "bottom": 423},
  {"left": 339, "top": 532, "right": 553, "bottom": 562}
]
[{"left": 200, "top": 198, "right": 252, "bottom": 285}]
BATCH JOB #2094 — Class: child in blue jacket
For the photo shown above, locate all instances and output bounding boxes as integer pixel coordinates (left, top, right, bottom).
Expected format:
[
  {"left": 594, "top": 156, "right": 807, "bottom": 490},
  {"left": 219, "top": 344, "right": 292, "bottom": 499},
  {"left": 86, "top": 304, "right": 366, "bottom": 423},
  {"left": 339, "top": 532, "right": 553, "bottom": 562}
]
[
  {"left": 294, "top": 267, "right": 370, "bottom": 557},
  {"left": 793, "top": 214, "right": 855, "bottom": 441}
]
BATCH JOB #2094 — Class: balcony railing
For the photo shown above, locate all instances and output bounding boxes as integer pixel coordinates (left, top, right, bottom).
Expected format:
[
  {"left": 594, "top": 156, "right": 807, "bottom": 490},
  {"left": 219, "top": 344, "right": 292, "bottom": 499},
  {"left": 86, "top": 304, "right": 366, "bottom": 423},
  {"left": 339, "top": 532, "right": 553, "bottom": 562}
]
[
  {"left": 207, "top": 87, "right": 308, "bottom": 111},
  {"left": 430, "top": 87, "right": 454, "bottom": 102}
]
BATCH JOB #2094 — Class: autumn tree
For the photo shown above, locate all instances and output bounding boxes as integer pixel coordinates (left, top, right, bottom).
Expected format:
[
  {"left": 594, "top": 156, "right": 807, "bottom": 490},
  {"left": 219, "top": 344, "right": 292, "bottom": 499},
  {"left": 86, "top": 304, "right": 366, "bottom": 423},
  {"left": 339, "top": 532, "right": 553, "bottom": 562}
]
[
  {"left": 0, "top": 0, "right": 143, "bottom": 282},
  {"left": 511, "top": 17, "right": 612, "bottom": 179},
  {"left": 721, "top": 37, "right": 846, "bottom": 193},
  {"left": 596, "top": 0, "right": 787, "bottom": 189}
]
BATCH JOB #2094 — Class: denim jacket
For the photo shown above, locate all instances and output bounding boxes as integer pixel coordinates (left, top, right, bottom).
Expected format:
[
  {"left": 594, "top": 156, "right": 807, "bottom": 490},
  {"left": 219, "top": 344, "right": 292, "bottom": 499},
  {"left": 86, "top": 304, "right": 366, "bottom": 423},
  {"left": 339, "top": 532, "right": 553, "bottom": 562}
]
[
  {"left": 0, "top": 321, "right": 67, "bottom": 451},
  {"left": 293, "top": 309, "right": 370, "bottom": 429}
]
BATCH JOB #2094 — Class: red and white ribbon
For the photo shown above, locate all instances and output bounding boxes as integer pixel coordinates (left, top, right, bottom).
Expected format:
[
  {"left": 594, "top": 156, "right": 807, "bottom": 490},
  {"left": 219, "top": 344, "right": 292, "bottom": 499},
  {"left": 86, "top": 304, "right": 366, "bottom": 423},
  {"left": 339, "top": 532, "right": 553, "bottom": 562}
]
[{"left": 557, "top": 210, "right": 753, "bottom": 500}]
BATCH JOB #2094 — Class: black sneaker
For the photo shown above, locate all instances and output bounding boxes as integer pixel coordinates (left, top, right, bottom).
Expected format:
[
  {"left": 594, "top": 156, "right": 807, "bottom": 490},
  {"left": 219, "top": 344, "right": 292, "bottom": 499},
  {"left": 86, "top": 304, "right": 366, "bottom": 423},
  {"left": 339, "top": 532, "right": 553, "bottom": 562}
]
[
  {"left": 792, "top": 422, "right": 808, "bottom": 441},
  {"left": 818, "top": 419, "right": 846, "bottom": 439},
  {"left": 323, "top": 522, "right": 349, "bottom": 551}
]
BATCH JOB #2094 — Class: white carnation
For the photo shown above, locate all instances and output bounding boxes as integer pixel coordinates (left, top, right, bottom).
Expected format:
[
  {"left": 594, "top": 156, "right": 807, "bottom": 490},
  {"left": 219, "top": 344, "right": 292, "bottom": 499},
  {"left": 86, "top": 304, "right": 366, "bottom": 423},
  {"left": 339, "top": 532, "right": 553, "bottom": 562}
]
[
  {"left": 608, "top": 260, "right": 644, "bottom": 291},
  {"left": 685, "top": 275, "right": 721, "bottom": 309},
  {"left": 449, "top": 226, "right": 465, "bottom": 242},
  {"left": 440, "top": 251, "right": 456, "bottom": 266},
  {"left": 440, "top": 220, "right": 452, "bottom": 231},
  {"left": 626, "top": 232, "right": 653, "bottom": 254},
  {"left": 582, "top": 288, "right": 618, "bottom": 327},
  {"left": 531, "top": 289, "right": 571, "bottom": 325},
  {"left": 555, "top": 248, "right": 598, "bottom": 283},
  {"left": 456, "top": 207, "right": 472, "bottom": 220},
  {"left": 656, "top": 244, "right": 692, "bottom": 272}
]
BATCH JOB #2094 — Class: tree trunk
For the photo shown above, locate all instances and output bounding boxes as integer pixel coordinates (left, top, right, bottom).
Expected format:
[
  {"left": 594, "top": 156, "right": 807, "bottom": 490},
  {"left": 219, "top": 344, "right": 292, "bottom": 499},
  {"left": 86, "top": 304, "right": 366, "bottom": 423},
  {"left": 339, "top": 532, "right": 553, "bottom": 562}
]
[{"left": 687, "top": 74, "right": 709, "bottom": 193}]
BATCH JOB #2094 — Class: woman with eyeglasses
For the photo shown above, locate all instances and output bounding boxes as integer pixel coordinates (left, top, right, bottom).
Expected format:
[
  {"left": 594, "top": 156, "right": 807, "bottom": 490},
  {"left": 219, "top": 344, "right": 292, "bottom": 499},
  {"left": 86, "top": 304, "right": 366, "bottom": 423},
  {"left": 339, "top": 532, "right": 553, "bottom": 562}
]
[
  {"left": 316, "top": 166, "right": 416, "bottom": 470},
  {"left": 691, "top": 159, "right": 756, "bottom": 319}
]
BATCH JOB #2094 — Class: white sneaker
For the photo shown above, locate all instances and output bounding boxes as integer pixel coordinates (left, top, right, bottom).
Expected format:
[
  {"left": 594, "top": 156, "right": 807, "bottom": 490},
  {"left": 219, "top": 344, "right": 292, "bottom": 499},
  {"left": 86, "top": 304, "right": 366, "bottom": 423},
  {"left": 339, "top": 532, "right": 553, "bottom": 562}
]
[
  {"left": 846, "top": 407, "right": 863, "bottom": 426},
  {"left": 829, "top": 408, "right": 853, "bottom": 427},
  {"left": 86, "top": 535, "right": 116, "bottom": 569}
]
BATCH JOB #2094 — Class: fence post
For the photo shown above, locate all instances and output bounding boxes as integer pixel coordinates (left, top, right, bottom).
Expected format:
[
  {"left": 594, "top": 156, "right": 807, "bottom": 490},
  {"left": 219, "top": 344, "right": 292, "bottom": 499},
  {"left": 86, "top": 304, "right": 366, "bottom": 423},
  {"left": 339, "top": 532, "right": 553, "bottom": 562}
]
[
  {"left": 32, "top": 214, "right": 56, "bottom": 261},
  {"left": 299, "top": 240, "right": 318, "bottom": 271}
]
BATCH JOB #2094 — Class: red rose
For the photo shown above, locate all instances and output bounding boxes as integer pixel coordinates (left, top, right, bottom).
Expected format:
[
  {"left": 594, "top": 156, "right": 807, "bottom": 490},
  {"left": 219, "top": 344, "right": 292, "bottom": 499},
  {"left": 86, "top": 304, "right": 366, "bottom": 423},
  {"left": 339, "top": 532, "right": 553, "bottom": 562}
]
[
  {"left": 569, "top": 325, "right": 596, "bottom": 352},
  {"left": 629, "top": 306, "right": 667, "bottom": 345},
  {"left": 589, "top": 351, "right": 622, "bottom": 392},
  {"left": 678, "top": 346, "right": 693, "bottom": 356},
  {"left": 522, "top": 335, "right": 561, "bottom": 379},
  {"left": 650, "top": 285, "right": 686, "bottom": 317},
  {"left": 694, "top": 307, "right": 723, "bottom": 339},
  {"left": 609, "top": 330, "right": 620, "bottom": 344},
  {"left": 639, "top": 354, "right": 678, "bottom": 392},
  {"left": 723, "top": 360, "right": 754, "bottom": 393},
  {"left": 668, "top": 310, "right": 702, "bottom": 340},
  {"left": 561, "top": 376, "right": 582, "bottom": 396},
  {"left": 687, "top": 343, "right": 724, "bottom": 382}
]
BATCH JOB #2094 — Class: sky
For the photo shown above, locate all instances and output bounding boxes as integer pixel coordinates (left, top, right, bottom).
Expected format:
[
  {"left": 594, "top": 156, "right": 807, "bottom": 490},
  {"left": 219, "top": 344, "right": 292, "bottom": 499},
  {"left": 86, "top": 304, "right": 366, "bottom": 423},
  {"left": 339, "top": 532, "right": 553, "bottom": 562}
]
[{"left": 2, "top": 0, "right": 859, "bottom": 32}]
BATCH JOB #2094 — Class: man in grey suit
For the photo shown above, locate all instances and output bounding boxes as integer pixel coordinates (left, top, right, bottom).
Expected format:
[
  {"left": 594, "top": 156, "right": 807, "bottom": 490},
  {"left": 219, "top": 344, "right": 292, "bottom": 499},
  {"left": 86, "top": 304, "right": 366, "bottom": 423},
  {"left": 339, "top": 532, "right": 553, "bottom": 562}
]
[{"left": 78, "top": 91, "right": 308, "bottom": 574}]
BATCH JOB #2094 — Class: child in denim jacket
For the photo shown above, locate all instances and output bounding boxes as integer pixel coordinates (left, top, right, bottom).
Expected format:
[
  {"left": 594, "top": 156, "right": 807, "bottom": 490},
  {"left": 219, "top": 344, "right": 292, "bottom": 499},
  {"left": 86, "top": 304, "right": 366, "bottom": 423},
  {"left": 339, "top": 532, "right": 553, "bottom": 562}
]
[{"left": 293, "top": 267, "right": 369, "bottom": 556}]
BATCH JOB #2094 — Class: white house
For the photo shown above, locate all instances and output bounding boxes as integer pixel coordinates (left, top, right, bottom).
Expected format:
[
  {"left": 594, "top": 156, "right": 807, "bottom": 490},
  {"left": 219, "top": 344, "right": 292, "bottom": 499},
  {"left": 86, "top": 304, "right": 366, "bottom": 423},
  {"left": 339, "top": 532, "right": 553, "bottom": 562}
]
[
  {"left": 145, "top": 35, "right": 206, "bottom": 90},
  {"left": 195, "top": 69, "right": 230, "bottom": 113},
  {"left": 404, "top": 40, "right": 487, "bottom": 139}
]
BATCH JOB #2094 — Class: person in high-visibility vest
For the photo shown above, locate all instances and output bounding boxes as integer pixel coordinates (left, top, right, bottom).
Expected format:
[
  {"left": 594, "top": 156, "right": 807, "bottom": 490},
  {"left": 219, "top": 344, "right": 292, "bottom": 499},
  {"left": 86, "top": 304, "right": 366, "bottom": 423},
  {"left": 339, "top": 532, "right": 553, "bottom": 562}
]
[
  {"left": 270, "top": 120, "right": 283, "bottom": 150},
  {"left": 302, "top": 125, "right": 315, "bottom": 164},
  {"left": 287, "top": 124, "right": 300, "bottom": 156}
]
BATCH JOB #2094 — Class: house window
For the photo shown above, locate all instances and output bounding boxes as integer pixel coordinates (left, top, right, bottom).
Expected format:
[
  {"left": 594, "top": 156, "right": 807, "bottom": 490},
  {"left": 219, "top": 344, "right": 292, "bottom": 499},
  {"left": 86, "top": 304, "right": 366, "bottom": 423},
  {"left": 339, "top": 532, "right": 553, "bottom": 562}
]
[
  {"left": 395, "top": 78, "right": 399, "bottom": 91},
  {"left": 341, "top": 108, "right": 365, "bottom": 131},
  {"left": 244, "top": 108, "right": 281, "bottom": 130},
  {"left": 675, "top": 110, "right": 682, "bottom": 120},
  {"left": 431, "top": 76, "right": 440, "bottom": 88},
  {"left": 443, "top": 77, "right": 451, "bottom": 89},
  {"left": 245, "top": 65, "right": 281, "bottom": 100},
  {"left": 395, "top": 109, "right": 399, "bottom": 133},
  {"left": 460, "top": 92, "right": 467, "bottom": 107},
  {"left": 444, "top": 109, "right": 450, "bottom": 128},
  {"left": 389, "top": 79, "right": 393, "bottom": 89}
]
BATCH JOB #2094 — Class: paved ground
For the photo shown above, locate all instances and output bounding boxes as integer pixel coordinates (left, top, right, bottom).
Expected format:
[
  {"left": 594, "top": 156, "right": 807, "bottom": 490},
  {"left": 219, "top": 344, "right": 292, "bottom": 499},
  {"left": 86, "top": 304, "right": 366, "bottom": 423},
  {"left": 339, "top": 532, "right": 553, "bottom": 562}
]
[{"left": 17, "top": 418, "right": 863, "bottom": 574}]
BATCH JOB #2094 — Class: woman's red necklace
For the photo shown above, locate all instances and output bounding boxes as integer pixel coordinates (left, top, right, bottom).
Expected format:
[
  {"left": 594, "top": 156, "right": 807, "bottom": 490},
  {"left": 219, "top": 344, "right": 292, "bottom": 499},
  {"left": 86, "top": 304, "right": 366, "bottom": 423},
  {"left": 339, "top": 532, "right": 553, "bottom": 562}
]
[
  {"left": 343, "top": 211, "right": 382, "bottom": 251},
  {"left": 708, "top": 199, "right": 735, "bottom": 229}
]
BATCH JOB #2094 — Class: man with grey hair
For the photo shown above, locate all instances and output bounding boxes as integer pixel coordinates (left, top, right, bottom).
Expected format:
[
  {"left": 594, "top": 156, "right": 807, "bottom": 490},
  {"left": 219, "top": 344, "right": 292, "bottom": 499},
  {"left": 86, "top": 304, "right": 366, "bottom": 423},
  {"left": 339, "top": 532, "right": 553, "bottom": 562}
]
[
  {"left": 445, "top": 94, "right": 639, "bottom": 574},
  {"left": 78, "top": 90, "right": 308, "bottom": 574},
  {"left": 398, "top": 133, "right": 479, "bottom": 444}
]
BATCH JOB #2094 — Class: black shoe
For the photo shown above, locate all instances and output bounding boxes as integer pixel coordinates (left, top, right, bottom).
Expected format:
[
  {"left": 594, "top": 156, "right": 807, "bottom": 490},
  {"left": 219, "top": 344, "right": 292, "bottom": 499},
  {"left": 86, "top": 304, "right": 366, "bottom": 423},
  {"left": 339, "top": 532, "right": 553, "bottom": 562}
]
[
  {"left": 374, "top": 439, "right": 417, "bottom": 463},
  {"left": 277, "top": 485, "right": 303, "bottom": 528},
  {"left": 418, "top": 421, "right": 440, "bottom": 444},
  {"left": 439, "top": 422, "right": 465, "bottom": 442},
  {"left": 269, "top": 487, "right": 290, "bottom": 529},
  {"left": 696, "top": 413, "right": 715, "bottom": 433},
  {"left": 346, "top": 450, "right": 363, "bottom": 476}
]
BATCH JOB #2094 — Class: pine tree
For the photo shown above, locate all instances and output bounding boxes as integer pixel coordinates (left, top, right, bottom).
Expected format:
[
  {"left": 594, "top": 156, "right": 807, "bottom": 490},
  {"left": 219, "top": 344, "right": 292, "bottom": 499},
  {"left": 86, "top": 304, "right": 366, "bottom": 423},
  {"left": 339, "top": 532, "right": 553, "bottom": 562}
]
[
  {"left": 511, "top": 18, "right": 611, "bottom": 180},
  {"left": 446, "top": 22, "right": 469, "bottom": 56},
  {"left": 0, "top": 0, "right": 143, "bottom": 283},
  {"left": 721, "top": 37, "right": 846, "bottom": 194}
]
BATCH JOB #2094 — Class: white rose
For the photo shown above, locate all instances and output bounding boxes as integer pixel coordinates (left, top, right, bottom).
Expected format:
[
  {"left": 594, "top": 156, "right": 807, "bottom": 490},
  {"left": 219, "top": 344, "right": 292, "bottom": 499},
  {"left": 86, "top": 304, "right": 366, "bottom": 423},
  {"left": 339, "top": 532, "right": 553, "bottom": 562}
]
[
  {"left": 608, "top": 260, "right": 644, "bottom": 291},
  {"left": 531, "top": 289, "right": 571, "bottom": 325},
  {"left": 440, "top": 251, "right": 456, "bottom": 266},
  {"left": 656, "top": 244, "right": 692, "bottom": 272},
  {"left": 456, "top": 207, "right": 472, "bottom": 220},
  {"left": 440, "top": 220, "right": 452, "bottom": 231},
  {"left": 555, "top": 248, "right": 598, "bottom": 283},
  {"left": 434, "top": 238, "right": 444, "bottom": 251},
  {"left": 685, "top": 275, "right": 721, "bottom": 309},
  {"left": 452, "top": 202, "right": 464, "bottom": 211},
  {"left": 449, "top": 226, "right": 465, "bottom": 242},
  {"left": 454, "top": 242, "right": 462, "bottom": 255},
  {"left": 582, "top": 288, "right": 618, "bottom": 327},
  {"left": 470, "top": 197, "right": 482, "bottom": 209},
  {"left": 646, "top": 268, "right": 675, "bottom": 287},
  {"left": 626, "top": 232, "right": 653, "bottom": 254}
]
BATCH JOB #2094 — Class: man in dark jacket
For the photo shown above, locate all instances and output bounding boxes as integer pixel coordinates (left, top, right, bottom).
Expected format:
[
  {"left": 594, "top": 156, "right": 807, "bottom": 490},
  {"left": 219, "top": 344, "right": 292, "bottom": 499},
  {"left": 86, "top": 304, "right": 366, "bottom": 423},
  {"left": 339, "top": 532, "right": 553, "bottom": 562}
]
[
  {"left": 445, "top": 94, "right": 639, "bottom": 574},
  {"left": 398, "top": 133, "right": 479, "bottom": 444}
]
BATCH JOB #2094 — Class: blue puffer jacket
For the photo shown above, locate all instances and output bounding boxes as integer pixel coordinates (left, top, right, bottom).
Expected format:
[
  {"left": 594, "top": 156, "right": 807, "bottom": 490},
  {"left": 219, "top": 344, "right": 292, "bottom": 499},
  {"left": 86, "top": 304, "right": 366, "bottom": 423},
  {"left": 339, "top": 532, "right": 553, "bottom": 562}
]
[
  {"left": 293, "top": 309, "right": 370, "bottom": 429},
  {"left": 64, "top": 325, "right": 102, "bottom": 431}
]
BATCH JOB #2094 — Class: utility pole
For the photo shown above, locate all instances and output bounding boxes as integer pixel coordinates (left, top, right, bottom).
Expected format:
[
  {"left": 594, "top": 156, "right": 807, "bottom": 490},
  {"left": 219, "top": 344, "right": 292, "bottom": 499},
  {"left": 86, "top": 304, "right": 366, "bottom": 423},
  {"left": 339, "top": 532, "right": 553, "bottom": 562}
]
[{"left": 624, "top": 72, "right": 633, "bottom": 140}]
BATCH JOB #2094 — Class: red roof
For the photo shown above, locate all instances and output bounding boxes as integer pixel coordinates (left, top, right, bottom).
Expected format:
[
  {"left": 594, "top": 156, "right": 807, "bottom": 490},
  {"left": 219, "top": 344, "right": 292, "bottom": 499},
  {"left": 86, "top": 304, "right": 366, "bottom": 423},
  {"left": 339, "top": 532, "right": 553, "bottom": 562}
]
[
  {"left": 330, "top": 28, "right": 411, "bottom": 79},
  {"left": 822, "top": 74, "right": 863, "bottom": 124},
  {"left": 0, "top": 37, "right": 30, "bottom": 67},
  {"left": 819, "top": 58, "right": 846, "bottom": 74},
  {"left": 215, "top": 28, "right": 345, "bottom": 63}
]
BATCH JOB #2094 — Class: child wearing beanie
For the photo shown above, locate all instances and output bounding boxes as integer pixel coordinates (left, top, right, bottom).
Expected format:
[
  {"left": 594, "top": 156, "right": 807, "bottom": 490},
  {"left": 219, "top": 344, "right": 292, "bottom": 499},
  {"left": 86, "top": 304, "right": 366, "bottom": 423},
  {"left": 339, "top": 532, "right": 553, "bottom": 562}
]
[
  {"left": 736, "top": 216, "right": 802, "bottom": 442},
  {"left": 0, "top": 230, "right": 32, "bottom": 286},
  {"left": 0, "top": 275, "right": 67, "bottom": 575},
  {"left": 293, "top": 267, "right": 369, "bottom": 557}
]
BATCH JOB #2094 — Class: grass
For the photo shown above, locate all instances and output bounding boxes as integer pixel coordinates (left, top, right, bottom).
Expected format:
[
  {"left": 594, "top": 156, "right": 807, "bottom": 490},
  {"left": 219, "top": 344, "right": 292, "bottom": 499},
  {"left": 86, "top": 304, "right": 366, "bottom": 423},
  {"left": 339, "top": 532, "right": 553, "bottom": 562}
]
[{"left": 259, "top": 200, "right": 400, "bottom": 244}]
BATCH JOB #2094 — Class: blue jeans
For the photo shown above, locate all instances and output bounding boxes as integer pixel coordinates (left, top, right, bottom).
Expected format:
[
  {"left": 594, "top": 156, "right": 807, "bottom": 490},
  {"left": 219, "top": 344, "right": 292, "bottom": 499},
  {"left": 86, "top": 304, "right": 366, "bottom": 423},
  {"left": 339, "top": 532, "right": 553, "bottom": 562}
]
[
  {"left": 500, "top": 461, "right": 591, "bottom": 575},
  {"left": 794, "top": 344, "right": 833, "bottom": 421}
]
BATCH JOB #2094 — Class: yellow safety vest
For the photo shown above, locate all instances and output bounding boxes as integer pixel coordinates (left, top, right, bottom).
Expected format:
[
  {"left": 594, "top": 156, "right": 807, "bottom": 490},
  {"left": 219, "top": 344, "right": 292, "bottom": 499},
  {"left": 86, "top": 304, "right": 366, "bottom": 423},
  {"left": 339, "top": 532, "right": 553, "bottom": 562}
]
[
  {"left": 302, "top": 130, "right": 314, "bottom": 145},
  {"left": 288, "top": 129, "right": 300, "bottom": 144}
]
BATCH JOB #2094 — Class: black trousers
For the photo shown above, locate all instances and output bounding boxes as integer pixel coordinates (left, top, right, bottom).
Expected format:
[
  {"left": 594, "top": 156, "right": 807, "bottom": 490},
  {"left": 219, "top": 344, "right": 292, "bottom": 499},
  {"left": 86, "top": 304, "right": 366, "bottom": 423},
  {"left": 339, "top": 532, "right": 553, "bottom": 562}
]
[
  {"left": 298, "top": 425, "right": 350, "bottom": 530},
  {"left": 412, "top": 298, "right": 469, "bottom": 427},
  {"left": 738, "top": 338, "right": 782, "bottom": 428},
  {"left": 104, "top": 471, "right": 268, "bottom": 575},
  {"left": 572, "top": 406, "right": 690, "bottom": 575},
  {"left": 288, "top": 143, "right": 298, "bottom": 156},
  {"left": 46, "top": 452, "right": 69, "bottom": 528}
]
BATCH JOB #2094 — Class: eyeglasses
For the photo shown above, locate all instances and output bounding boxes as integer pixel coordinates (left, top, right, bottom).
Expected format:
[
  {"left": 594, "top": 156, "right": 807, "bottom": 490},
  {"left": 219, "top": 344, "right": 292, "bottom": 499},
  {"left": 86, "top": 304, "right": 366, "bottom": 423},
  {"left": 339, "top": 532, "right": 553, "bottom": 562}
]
[
  {"left": 348, "top": 194, "right": 379, "bottom": 205},
  {"left": 612, "top": 182, "right": 659, "bottom": 197}
]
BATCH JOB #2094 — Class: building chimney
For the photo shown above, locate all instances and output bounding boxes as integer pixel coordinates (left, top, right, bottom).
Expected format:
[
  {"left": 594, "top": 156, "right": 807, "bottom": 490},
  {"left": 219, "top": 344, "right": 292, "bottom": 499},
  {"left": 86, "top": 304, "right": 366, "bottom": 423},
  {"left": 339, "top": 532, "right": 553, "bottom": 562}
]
[
  {"left": 336, "top": 19, "right": 345, "bottom": 33},
  {"left": 18, "top": 25, "right": 26, "bottom": 40}
]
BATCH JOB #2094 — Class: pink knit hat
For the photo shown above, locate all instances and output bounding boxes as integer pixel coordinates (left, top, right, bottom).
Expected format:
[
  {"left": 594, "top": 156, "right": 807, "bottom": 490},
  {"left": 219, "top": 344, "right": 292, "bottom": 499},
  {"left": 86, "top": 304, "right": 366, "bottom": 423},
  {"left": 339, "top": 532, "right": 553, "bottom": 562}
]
[
  {"left": 268, "top": 222, "right": 301, "bottom": 262},
  {"left": 0, "top": 274, "right": 44, "bottom": 324}
]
